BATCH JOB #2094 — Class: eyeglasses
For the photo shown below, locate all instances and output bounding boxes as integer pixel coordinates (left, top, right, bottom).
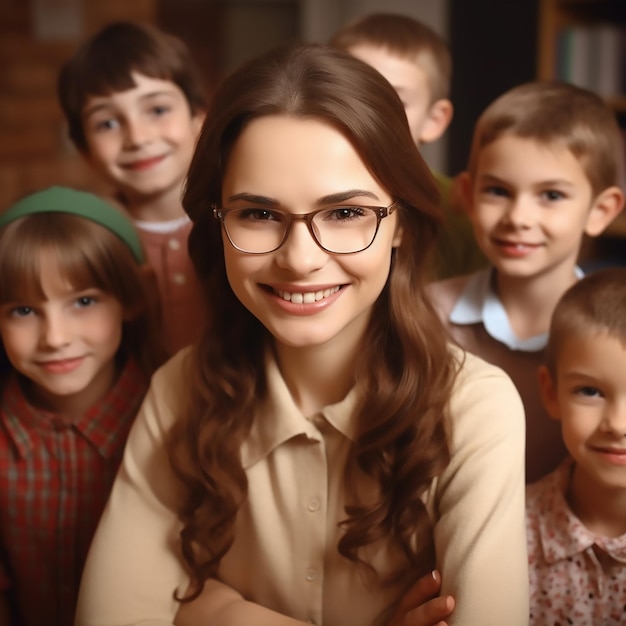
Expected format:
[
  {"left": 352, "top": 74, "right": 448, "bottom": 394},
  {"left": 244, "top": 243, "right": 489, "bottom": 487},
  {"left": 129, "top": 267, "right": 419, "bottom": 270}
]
[{"left": 213, "top": 201, "right": 397, "bottom": 255}]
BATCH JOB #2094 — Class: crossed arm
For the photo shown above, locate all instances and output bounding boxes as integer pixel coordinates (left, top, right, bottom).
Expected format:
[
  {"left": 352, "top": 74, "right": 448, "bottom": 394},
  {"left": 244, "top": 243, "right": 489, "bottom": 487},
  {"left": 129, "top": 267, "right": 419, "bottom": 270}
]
[{"left": 174, "top": 572, "right": 455, "bottom": 626}]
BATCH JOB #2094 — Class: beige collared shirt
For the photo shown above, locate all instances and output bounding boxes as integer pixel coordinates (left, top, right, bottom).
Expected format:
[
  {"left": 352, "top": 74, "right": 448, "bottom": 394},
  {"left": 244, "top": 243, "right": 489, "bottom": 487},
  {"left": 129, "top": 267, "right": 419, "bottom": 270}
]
[{"left": 76, "top": 346, "right": 528, "bottom": 626}]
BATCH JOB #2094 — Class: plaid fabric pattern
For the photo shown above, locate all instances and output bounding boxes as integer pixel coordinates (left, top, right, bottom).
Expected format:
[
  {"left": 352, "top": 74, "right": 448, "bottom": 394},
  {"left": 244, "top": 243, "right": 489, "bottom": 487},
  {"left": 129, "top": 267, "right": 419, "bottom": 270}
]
[{"left": 0, "top": 358, "right": 147, "bottom": 626}]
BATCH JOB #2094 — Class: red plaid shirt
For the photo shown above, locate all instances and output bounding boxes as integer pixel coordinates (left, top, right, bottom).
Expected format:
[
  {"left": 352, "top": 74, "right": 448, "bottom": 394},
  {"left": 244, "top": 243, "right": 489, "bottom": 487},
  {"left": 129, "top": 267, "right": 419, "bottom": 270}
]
[{"left": 0, "top": 357, "right": 147, "bottom": 626}]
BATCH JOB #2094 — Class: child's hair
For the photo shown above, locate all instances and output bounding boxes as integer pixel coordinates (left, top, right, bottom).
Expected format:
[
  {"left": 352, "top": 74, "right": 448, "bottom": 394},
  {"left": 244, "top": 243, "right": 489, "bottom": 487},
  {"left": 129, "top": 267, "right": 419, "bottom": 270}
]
[
  {"left": 467, "top": 81, "right": 624, "bottom": 197},
  {"left": 0, "top": 189, "right": 164, "bottom": 380},
  {"left": 169, "top": 43, "right": 458, "bottom": 599},
  {"left": 545, "top": 267, "right": 626, "bottom": 375},
  {"left": 57, "top": 20, "right": 208, "bottom": 152},
  {"left": 329, "top": 12, "right": 452, "bottom": 103}
]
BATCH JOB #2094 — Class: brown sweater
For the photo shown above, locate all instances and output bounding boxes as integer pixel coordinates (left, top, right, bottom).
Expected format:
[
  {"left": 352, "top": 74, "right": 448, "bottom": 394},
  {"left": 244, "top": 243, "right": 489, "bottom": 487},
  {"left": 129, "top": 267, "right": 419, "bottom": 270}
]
[
  {"left": 137, "top": 220, "right": 208, "bottom": 357},
  {"left": 430, "top": 273, "right": 567, "bottom": 483}
]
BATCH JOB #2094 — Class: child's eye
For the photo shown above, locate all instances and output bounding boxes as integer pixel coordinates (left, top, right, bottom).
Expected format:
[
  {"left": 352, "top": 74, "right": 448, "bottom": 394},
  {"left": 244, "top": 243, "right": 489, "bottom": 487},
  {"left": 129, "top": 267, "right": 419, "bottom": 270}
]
[
  {"left": 540, "top": 189, "right": 565, "bottom": 202},
  {"left": 482, "top": 185, "right": 509, "bottom": 198},
  {"left": 575, "top": 385, "right": 603, "bottom": 398},
  {"left": 150, "top": 104, "right": 170, "bottom": 116},
  {"left": 94, "top": 118, "right": 119, "bottom": 132},
  {"left": 75, "top": 296, "right": 97, "bottom": 308},
  {"left": 11, "top": 306, "right": 34, "bottom": 317}
]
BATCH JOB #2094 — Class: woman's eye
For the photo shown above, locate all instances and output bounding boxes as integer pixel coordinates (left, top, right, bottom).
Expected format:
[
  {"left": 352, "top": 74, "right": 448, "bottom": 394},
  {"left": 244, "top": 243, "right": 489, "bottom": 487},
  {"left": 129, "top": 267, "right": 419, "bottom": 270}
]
[
  {"left": 239, "top": 209, "right": 280, "bottom": 221},
  {"left": 325, "top": 207, "right": 367, "bottom": 221}
]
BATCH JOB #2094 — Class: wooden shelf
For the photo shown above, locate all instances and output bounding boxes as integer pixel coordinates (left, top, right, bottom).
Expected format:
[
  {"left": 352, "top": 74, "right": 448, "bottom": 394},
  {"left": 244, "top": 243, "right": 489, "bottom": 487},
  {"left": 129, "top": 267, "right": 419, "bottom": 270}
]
[{"left": 538, "top": 0, "right": 626, "bottom": 247}]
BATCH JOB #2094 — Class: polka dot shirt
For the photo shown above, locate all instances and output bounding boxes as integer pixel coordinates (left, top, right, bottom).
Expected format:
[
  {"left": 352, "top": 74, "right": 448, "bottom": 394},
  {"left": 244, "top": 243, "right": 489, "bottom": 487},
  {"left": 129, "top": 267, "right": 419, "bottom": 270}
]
[{"left": 526, "top": 458, "right": 626, "bottom": 625}]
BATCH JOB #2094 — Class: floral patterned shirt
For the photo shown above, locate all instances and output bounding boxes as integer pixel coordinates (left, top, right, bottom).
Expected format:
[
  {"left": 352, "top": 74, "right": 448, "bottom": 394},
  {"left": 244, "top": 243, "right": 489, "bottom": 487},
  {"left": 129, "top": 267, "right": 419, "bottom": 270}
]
[{"left": 526, "top": 458, "right": 626, "bottom": 625}]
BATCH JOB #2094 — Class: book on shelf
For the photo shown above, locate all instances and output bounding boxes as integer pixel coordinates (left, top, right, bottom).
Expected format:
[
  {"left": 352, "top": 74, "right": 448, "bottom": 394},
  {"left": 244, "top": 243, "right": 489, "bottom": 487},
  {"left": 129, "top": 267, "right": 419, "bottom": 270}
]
[{"left": 555, "top": 24, "right": 624, "bottom": 98}]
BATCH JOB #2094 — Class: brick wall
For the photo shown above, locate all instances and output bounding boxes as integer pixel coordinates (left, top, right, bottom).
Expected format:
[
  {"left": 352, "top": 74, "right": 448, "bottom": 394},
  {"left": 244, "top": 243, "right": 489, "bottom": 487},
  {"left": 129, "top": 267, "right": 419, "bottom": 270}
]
[{"left": 0, "top": 0, "right": 156, "bottom": 210}]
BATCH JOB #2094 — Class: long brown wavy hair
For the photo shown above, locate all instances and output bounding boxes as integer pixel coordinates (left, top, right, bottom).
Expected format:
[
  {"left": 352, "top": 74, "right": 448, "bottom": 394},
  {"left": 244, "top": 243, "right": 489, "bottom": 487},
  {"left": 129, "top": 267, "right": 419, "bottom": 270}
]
[{"left": 169, "top": 43, "right": 459, "bottom": 600}]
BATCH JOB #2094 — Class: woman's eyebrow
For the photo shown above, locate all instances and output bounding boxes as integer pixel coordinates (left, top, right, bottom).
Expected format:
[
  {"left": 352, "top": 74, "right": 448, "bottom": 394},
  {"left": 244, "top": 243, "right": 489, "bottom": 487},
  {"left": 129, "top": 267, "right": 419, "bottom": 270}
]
[
  {"left": 315, "top": 189, "right": 381, "bottom": 206},
  {"left": 225, "top": 193, "right": 278, "bottom": 206},
  {"left": 225, "top": 189, "right": 382, "bottom": 207}
]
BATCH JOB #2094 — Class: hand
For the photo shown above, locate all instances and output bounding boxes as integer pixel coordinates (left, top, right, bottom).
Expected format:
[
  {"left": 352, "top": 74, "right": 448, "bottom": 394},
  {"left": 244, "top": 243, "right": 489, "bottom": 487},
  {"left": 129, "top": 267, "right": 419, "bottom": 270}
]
[{"left": 386, "top": 570, "right": 455, "bottom": 626}]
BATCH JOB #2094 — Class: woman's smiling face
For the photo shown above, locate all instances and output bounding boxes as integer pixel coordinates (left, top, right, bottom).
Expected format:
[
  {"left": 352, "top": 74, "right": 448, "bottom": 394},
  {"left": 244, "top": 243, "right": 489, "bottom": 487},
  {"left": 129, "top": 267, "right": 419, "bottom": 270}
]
[{"left": 219, "top": 114, "right": 402, "bottom": 353}]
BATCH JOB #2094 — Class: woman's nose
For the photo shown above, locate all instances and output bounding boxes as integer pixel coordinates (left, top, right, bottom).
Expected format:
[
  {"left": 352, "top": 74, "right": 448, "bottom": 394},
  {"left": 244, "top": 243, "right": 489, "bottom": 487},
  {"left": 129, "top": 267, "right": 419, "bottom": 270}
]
[{"left": 274, "top": 220, "right": 328, "bottom": 275}]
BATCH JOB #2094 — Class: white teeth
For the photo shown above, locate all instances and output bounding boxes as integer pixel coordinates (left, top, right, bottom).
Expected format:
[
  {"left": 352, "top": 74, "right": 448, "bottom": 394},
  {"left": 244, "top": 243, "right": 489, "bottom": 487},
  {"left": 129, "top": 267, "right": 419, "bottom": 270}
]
[{"left": 276, "top": 286, "right": 340, "bottom": 303}]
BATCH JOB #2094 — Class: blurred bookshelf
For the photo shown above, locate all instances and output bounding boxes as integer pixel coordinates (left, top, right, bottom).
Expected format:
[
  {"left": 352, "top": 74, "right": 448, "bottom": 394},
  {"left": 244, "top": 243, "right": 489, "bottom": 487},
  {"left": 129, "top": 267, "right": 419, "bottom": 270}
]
[{"left": 538, "top": 0, "right": 626, "bottom": 266}]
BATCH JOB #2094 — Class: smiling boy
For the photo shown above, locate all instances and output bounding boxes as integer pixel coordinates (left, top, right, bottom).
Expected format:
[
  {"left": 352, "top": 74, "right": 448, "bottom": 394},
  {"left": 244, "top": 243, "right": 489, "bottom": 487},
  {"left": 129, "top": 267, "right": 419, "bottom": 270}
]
[
  {"left": 58, "top": 22, "right": 208, "bottom": 356},
  {"left": 528, "top": 268, "right": 626, "bottom": 625},
  {"left": 429, "top": 81, "right": 624, "bottom": 482}
]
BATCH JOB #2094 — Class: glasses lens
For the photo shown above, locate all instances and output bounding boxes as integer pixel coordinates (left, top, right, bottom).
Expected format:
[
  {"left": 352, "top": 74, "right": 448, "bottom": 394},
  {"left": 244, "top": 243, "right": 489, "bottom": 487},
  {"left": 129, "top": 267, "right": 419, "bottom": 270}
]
[
  {"left": 221, "top": 206, "right": 381, "bottom": 254},
  {"left": 223, "top": 208, "right": 288, "bottom": 253},
  {"left": 312, "top": 206, "right": 378, "bottom": 253}
]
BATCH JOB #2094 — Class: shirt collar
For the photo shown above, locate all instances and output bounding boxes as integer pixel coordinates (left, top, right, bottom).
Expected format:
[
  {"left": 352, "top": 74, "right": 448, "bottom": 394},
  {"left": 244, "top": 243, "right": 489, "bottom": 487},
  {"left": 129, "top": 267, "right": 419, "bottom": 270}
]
[
  {"left": 536, "top": 458, "right": 626, "bottom": 564},
  {"left": 449, "top": 267, "right": 584, "bottom": 351},
  {"left": 241, "top": 351, "right": 358, "bottom": 468},
  {"left": 1, "top": 357, "right": 146, "bottom": 460}
]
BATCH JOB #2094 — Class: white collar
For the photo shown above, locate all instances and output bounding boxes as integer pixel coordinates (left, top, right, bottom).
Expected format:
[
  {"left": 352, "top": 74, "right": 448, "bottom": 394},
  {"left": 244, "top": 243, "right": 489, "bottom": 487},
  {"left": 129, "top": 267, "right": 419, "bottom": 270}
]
[{"left": 449, "top": 267, "right": 584, "bottom": 352}]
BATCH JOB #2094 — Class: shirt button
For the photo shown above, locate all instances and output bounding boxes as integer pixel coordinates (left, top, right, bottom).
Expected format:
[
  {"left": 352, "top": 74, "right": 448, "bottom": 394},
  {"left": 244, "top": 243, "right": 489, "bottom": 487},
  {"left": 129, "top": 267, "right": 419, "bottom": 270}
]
[
  {"left": 310, "top": 415, "right": 325, "bottom": 428},
  {"left": 305, "top": 568, "right": 317, "bottom": 582},
  {"left": 307, "top": 497, "right": 320, "bottom": 512},
  {"left": 168, "top": 238, "right": 181, "bottom": 251},
  {"left": 173, "top": 272, "right": 186, "bottom": 285}
]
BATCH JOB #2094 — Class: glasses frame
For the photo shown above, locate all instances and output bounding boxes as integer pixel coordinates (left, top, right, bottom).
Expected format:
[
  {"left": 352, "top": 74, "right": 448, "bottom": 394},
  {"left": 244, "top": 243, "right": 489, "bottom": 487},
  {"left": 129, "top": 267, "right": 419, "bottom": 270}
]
[{"left": 213, "top": 201, "right": 398, "bottom": 255}]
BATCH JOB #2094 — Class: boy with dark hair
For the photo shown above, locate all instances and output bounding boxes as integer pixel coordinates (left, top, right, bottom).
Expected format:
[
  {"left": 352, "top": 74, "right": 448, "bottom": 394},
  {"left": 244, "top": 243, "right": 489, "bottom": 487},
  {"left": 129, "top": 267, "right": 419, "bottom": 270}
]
[{"left": 58, "top": 21, "right": 208, "bottom": 356}]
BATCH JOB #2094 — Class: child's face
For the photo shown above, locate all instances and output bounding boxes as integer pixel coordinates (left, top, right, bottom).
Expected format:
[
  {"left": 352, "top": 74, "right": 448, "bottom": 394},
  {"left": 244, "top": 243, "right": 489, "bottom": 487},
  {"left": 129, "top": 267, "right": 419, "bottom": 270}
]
[
  {"left": 82, "top": 72, "right": 203, "bottom": 208},
  {"left": 219, "top": 114, "right": 401, "bottom": 354},
  {"left": 540, "top": 331, "right": 626, "bottom": 492},
  {"left": 347, "top": 45, "right": 434, "bottom": 146},
  {"left": 468, "top": 135, "right": 598, "bottom": 282},
  {"left": 0, "top": 256, "right": 125, "bottom": 417}
]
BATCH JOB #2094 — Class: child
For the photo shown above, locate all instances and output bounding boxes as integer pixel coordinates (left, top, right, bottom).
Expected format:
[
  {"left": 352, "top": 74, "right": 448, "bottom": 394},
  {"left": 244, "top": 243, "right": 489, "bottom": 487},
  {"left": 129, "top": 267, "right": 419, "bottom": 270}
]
[
  {"left": 330, "top": 12, "right": 485, "bottom": 279},
  {"left": 528, "top": 267, "right": 626, "bottom": 625},
  {"left": 57, "top": 21, "right": 209, "bottom": 356},
  {"left": 0, "top": 186, "right": 164, "bottom": 626},
  {"left": 76, "top": 43, "right": 528, "bottom": 626},
  {"left": 429, "top": 81, "right": 624, "bottom": 483}
]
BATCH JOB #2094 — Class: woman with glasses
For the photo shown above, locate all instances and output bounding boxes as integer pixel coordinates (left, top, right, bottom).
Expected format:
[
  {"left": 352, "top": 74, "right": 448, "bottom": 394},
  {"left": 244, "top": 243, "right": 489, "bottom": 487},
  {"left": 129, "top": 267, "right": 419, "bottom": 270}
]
[{"left": 75, "top": 44, "right": 528, "bottom": 626}]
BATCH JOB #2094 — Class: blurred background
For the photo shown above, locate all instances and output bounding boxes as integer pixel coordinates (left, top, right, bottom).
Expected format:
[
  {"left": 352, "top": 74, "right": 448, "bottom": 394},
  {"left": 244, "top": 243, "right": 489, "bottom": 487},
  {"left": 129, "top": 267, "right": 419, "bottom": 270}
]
[{"left": 0, "top": 0, "right": 624, "bottom": 262}]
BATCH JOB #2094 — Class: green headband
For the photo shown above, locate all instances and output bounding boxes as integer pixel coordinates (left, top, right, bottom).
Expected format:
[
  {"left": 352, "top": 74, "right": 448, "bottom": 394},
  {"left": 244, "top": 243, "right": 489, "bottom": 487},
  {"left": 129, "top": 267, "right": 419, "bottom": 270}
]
[{"left": 0, "top": 186, "right": 145, "bottom": 264}]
